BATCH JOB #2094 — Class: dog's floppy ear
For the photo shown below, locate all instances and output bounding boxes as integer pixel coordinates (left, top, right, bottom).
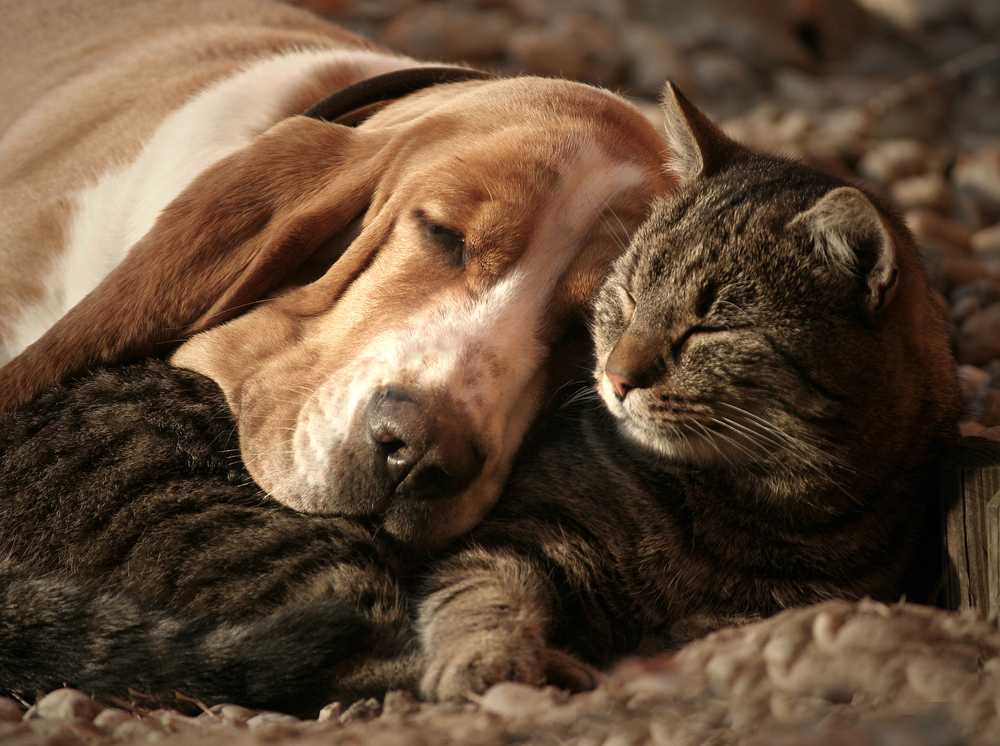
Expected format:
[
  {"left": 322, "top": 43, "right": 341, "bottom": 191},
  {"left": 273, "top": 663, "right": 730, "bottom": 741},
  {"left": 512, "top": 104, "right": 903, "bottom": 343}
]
[{"left": 0, "top": 117, "right": 387, "bottom": 412}]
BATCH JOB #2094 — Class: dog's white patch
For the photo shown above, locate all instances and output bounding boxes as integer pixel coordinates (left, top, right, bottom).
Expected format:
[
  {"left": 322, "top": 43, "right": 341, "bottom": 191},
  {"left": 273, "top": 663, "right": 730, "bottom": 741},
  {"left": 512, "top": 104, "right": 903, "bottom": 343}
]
[
  {"left": 3, "top": 48, "right": 417, "bottom": 362},
  {"left": 288, "top": 143, "right": 645, "bottom": 529}
]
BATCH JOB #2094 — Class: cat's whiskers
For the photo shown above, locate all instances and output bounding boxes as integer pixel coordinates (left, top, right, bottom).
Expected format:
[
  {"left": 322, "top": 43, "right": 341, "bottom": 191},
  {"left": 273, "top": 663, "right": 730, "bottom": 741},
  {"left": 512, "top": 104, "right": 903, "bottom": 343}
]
[
  {"left": 689, "top": 419, "right": 734, "bottom": 468},
  {"left": 703, "top": 418, "right": 761, "bottom": 464},
  {"left": 717, "top": 414, "right": 843, "bottom": 493},
  {"left": 715, "top": 405, "right": 859, "bottom": 501},
  {"left": 560, "top": 385, "right": 603, "bottom": 410},
  {"left": 718, "top": 403, "right": 829, "bottom": 459}
]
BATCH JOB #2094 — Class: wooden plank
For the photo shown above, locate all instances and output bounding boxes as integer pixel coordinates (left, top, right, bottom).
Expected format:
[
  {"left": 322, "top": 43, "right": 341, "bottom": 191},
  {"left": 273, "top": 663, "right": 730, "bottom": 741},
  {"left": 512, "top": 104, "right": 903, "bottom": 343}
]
[
  {"left": 989, "top": 492, "right": 1000, "bottom": 618},
  {"left": 940, "top": 438, "right": 1000, "bottom": 614}
]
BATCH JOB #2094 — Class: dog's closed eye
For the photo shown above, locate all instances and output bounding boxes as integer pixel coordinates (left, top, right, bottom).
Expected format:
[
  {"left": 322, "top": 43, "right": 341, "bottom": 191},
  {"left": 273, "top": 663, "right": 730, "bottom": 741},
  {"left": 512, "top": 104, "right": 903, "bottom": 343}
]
[{"left": 414, "top": 209, "right": 466, "bottom": 267}]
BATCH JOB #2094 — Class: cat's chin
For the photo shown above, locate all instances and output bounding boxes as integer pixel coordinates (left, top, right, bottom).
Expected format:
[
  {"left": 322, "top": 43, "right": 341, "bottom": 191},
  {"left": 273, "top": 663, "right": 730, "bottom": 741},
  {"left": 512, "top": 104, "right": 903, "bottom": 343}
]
[
  {"left": 616, "top": 417, "right": 744, "bottom": 468},
  {"left": 618, "top": 415, "right": 722, "bottom": 465}
]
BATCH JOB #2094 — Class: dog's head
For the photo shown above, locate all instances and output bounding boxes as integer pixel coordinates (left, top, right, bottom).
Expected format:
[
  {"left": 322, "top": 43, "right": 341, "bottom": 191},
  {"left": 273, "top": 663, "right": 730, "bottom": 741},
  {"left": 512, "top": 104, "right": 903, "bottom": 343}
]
[{"left": 1, "top": 77, "right": 671, "bottom": 548}]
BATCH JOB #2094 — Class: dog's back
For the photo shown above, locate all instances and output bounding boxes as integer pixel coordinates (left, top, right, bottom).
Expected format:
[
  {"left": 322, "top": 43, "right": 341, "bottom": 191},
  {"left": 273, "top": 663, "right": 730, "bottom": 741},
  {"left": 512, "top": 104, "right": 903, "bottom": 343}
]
[{"left": 0, "top": 0, "right": 373, "bottom": 353}]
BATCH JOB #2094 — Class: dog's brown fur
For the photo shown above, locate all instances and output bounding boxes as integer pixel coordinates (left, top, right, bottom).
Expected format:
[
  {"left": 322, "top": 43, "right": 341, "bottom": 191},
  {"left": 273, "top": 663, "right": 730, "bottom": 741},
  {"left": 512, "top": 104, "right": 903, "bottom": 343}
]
[{"left": 0, "top": 1, "right": 671, "bottom": 548}]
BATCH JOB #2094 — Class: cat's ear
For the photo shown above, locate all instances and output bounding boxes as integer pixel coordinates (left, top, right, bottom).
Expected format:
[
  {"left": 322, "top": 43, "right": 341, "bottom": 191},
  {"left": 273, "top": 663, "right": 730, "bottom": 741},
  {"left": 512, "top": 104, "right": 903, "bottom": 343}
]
[
  {"left": 659, "top": 81, "right": 737, "bottom": 182},
  {"left": 789, "top": 186, "right": 898, "bottom": 315}
]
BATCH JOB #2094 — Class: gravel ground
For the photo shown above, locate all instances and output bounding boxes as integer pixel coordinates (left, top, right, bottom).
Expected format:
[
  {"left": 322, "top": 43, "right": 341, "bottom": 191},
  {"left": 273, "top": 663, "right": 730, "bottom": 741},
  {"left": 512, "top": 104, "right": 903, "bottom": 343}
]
[
  {"left": 5, "top": 601, "right": 999, "bottom": 745},
  {"left": 6, "top": 1, "right": 1000, "bottom": 744}
]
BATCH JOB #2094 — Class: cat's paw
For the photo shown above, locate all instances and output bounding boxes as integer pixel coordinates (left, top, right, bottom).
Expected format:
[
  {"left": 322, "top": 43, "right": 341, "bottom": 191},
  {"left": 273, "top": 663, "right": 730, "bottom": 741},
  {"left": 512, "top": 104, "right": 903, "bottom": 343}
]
[{"left": 420, "top": 632, "right": 599, "bottom": 702}]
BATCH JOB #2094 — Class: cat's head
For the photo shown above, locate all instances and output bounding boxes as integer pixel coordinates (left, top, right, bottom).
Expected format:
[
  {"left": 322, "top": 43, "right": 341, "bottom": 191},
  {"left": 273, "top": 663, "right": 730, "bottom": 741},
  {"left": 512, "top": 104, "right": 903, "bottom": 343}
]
[{"left": 593, "top": 84, "right": 959, "bottom": 496}]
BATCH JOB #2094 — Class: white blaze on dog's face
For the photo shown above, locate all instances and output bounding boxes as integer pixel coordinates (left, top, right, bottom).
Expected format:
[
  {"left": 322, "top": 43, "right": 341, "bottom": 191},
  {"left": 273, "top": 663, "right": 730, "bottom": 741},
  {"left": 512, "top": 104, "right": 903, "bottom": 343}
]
[{"left": 173, "top": 80, "right": 669, "bottom": 549}]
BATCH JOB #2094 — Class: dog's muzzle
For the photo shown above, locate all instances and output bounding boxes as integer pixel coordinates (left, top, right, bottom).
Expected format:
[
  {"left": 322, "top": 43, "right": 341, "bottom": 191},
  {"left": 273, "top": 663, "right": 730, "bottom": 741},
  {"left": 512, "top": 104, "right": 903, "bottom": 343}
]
[{"left": 364, "top": 385, "right": 484, "bottom": 503}]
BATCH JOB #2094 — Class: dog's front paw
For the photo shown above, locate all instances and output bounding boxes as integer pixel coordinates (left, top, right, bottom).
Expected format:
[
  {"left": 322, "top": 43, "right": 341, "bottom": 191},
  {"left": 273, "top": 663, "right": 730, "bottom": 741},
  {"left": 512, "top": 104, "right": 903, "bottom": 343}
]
[{"left": 420, "top": 632, "right": 599, "bottom": 702}]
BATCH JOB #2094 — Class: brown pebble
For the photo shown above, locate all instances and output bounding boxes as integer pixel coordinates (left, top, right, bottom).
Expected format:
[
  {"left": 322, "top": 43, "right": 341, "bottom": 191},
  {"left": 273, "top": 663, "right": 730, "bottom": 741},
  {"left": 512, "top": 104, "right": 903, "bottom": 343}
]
[
  {"left": 246, "top": 712, "right": 300, "bottom": 730},
  {"left": 0, "top": 697, "right": 22, "bottom": 723},
  {"left": 480, "top": 682, "right": 552, "bottom": 719},
  {"left": 92, "top": 708, "right": 134, "bottom": 731},
  {"left": 958, "top": 304, "right": 1000, "bottom": 365},
  {"left": 906, "top": 209, "right": 972, "bottom": 257},
  {"left": 892, "top": 173, "right": 952, "bottom": 212},
  {"left": 340, "top": 698, "right": 381, "bottom": 724},
  {"left": 382, "top": 690, "right": 419, "bottom": 717},
  {"left": 958, "top": 363, "right": 989, "bottom": 391},
  {"left": 954, "top": 145, "right": 1000, "bottom": 210},
  {"left": 960, "top": 421, "right": 987, "bottom": 438},
  {"left": 317, "top": 702, "right": 343, "bottom": 723},
  {"left": 35, "top": 689, "right": 101, "bottom": 723},
  {"left": 981, "top": 426, "right": 1000, "bottom": 442},
  {"left": 972, "top": 224, "right": 1000, "bottom": 256},
  {"left": 23, "top": 719, "right": 95, "bottom": 745},
  {"left": 941, "top": 257, "right": 1000, "bottom": 289},
  {"left": 859, "top": 138, "right": 930, "bottom": 184},
  {"left": 112, "top": 719, "right": 159, "bottom": 741},
  {"left": 213, "top": 704, "right": 256, "bottom": 724},
  {"left": 147, "top": 710, "right": 202, "bottom": 732},
  {"left": 979, "top": 390, "right": 1000, "bottom": 427}
]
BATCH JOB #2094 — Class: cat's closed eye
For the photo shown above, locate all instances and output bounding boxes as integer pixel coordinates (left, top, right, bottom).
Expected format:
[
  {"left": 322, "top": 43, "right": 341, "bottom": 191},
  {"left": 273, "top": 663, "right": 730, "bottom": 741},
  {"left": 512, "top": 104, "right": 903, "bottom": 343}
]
[{"left": 694, "top": 281, "right": 717, "bottom": 318}]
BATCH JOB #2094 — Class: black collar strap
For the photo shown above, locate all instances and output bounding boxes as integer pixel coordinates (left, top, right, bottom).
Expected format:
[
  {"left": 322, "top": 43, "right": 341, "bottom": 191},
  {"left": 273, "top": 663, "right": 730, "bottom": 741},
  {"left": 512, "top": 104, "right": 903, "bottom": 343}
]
[{"left": 303, "top": 66, "right": 493, "bottom": 127}]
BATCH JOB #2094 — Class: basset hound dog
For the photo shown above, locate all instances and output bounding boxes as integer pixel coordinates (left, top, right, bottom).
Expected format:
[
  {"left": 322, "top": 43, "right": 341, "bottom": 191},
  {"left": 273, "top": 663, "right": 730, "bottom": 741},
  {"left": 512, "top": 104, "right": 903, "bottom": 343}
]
[{"left": 0, "top": 0, "right": 673, "bottom": 548}]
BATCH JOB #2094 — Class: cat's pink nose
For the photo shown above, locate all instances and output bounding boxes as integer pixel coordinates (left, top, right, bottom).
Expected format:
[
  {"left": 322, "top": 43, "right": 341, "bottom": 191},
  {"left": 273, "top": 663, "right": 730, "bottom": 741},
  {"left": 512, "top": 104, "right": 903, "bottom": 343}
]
[{"left": 606, "top": 371, "right": 635, "bottom": 400}]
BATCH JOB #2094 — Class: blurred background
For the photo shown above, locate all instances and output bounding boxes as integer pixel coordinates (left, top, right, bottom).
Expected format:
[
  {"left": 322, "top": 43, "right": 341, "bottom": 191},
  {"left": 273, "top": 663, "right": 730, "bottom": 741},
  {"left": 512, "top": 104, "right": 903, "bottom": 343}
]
[{"left": 292, "top": 0, "right": 1000, "bottom": 433}]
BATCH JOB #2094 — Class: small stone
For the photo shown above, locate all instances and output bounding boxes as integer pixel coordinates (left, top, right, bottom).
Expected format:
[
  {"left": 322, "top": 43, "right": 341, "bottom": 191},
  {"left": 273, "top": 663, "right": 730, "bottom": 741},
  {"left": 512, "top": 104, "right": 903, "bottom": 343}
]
[
  {"left": 980, "top": 390, "right": 1000, "bottom": 427},
  {"left": 507, "top": 15, "right": 626, "bottom": 87},
  {"left": 985, "top": 360, "right": 1000, "bottom": 388},
  {"left": 958, "top": 364, "right": 990, "bottom": 396},
  {"left": 907, "top": 208, "right": 972, "bottom": 259},
  {"left": 970, "top": 1, "right": 1000, "bottom": 29},
  {"left": 981, "top": 426, "right": 1000, "bottom": 441},
  {"left": 621, "top": 23, "right": 695, "bottom": 99},
  {"left": 382, "top": 690, "right": 419, "bottom": 717},
  {"left": 940, "top": 257, "right": 999, "bottom": 290},
  {"left": 0, "top": 698, "right": 22, "bottom": 723},
  {"left": 954, "top": 144, "right": 1000, "bottom": 213},
  {"left": 859, "top": 139, "right": 931, "bottom": 184},
  {"left": 146, "top": 710, "right": 202, "bottom": 732},
  {"left": 92, "top": 708, "right": 134, "bottom": 731},
  {"left": 212, "top": 704, "right": 256, "bottom": 724},
  {"left": 959, "top": 420, "right": 986, "bottom": 438},
  {"left": 819, "top": 108, "right": 868, "bottom": 152},
  {"left": 35, "top": 689, "right": 101, "bottom": 723},
  {"left": 112, "top": 719, "right": 160, "bottom": 741},
  {"left": 23, "top": 719, "right": 94, "bottom": 745},
  {"left": 972, "top": 224, "right": 1000, "bottom": 256},
  {"left": 854, "top": 0, "right": 963, "bottom": 29},
  {"left": 950, "top": 280, "right": 1000, "bottom": 324},
  {"left": 689, "top": 52, "right": 757, "bottom": 119},
  {"left": 957, "top": 365, "right": 990, "bottom": 417},
  {"left": 339, "top": 697, "right": 381, "bottom": 724},
  {"left": 891, "top": 173, "right": 952, "bottom": 212},
  {"left": 958, "top": 304, "right": 1000, "bottom": 365},
  {"left": 317, "top": 702, "right": 343, "bottom": 723},
  {"left": 246, "top": 712, "right": 301, "bottom": 730},
  {"left": 0, "top": 722, "right": 29, "bottom": 740},
  {"left": 480, "top": 682, "right": 553, "bottom": 719},
  {"left": 381, "top": 5, "right": 513, "bottom": 63},
  {"left": 773, "top": 70, "right": 832, "bottom": 110}
]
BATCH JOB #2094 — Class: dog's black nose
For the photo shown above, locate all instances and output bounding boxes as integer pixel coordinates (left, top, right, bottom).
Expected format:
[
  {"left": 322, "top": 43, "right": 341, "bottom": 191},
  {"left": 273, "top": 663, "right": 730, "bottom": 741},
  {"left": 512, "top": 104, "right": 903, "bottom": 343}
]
[{"left": 365, "top": 386, "right": 484, "bottom": 500}]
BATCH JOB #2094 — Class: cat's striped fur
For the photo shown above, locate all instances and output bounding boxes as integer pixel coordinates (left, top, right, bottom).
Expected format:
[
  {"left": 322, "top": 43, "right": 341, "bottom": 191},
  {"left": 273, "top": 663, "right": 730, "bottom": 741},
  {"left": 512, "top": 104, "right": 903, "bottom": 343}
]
[
  {"left": 0, "top": 87, "right": 959, "bottom": 710},
  {"left": 0, "top": 364, "right": 418, "bottom": 712}
]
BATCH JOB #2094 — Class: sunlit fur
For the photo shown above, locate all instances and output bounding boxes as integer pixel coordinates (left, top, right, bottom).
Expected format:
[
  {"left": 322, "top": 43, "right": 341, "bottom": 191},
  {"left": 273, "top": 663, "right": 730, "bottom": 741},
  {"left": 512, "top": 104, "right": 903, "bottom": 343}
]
[
  {"left": 0, "top": 147, "right": 965, "bottom": 710},
  {"left": 593, "top": 149, "right": 959, "bottom": 505}
]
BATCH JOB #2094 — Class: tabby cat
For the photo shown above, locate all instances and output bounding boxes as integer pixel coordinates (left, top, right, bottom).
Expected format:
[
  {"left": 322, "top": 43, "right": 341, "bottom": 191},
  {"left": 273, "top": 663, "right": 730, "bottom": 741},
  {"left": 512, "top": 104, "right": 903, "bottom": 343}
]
[{"left": 0, "top": 85, "right": 959, "bottom": 712}]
